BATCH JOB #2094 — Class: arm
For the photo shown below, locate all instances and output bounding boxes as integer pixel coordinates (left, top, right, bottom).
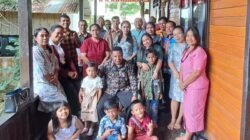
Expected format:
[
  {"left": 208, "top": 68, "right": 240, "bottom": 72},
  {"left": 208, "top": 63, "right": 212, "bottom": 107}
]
[
  {"left": 120, "top": 118, "right": 127, "bottom": 139},
  {"left": 180, "top": 70, "right": 202, "bottom": 90},
  {"left": 79, "top": 88, "right": 85, "bottom": 103},
  {"left": 127, "top": 64, "right": 138, "bottom": 100},
  {"left": 69, "top": 117, "right": 83, "bottom": 140},
  {"left": 47, "top": 121, "right": 55, "bottom": 140},
  {"left": 81, "top": 53, "right": 90, "bottom": 65},
  {"left": 146, "top": 120, "right": 154, "bottom": 137},
  {"left": 127, "top": 125, "right": 134, "bottom": 140},
  {"left": 152, "top": 59, "right": 162, "bottom": 80},
  {"left": 168, "top": 62, "right": 180, "bottom": 80},
  {"left": 97, "top": 89, "right": 102, "bottom": 101},
  {"left": 100, "top": 51, "right": 110, "bottom": 66}
]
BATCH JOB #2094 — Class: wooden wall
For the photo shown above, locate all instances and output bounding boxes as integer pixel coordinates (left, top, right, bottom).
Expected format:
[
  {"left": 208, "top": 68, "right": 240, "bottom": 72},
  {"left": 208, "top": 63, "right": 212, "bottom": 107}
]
[
  {"left": 206, "top": 0, "right": 247, "bottom": 139},
  {"left": 0, "top": 12, "right": 60, "bottom": 35}
]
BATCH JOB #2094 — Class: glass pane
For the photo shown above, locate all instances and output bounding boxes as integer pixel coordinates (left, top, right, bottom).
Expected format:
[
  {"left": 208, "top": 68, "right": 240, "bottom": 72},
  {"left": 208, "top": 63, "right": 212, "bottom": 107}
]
[{"left": 181, "top": 8, "right": 190, "bottom": 31}]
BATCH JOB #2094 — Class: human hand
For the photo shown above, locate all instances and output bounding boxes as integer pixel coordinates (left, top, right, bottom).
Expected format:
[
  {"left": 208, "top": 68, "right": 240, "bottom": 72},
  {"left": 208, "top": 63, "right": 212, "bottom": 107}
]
[
  {"left": 152, "top": 71, "right": 158, "bottom": 80},
  {"left": 103, "top": 129, "right": 115, "bottom": 137},
  {"left": 131, "top": 96, "right": 137, "bottom": 102},
  {"left": 141, "top": 63, "right": 149, "bottom": 71},
  {"left": 173, "top": 71, "right": 180, "bottom": 80},
  {"left": 147, "top": 120, "right": 154, "bottom": 130},
  {"left": 79, "top": 91, "right": 84, "bottom": 103},
  {"left": 179, "top": 81, "right": 186, "bottom": 91}
]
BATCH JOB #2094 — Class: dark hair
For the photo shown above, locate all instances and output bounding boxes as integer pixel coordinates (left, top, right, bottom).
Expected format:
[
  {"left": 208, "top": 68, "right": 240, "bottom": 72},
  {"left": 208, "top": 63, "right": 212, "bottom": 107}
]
[
  {"left": 173, "top": 26, "right": 184, "bottom": 34},
  {"left": 146, "top": 48, "right": 157, "bottom": 58},
  {"left": 51, "top": 102, "right": 72, "bottom": 134},
  {"left": 112, "top": 16, "right": 120, "bottom": 21},
  {"left": 89, "top": 23, "right": 101, "bottom": 31},
  {"left": 167, "top": 20, "right": 176, "bottom": 28},
  {"left": 117, "top": 20, "right": 133, "bottom": 45},
  {"left": 103, "top": 98, "right": 119, "bottom": 110},
  {"left": 186, "top": 26, "right": 200, "bottom": 47},
  {"left": 140, "top": 32, "right": 153, "bottom": 47},
  {"left": 130, "top": 99, "right": 145, "bottom": 111},
  {"left": 158, "top": 16, "right": 168, "bottom": 22},
  {"left": 98, "top": 16, "right": 105, "bottom": 21},
  {"left": 79, "top": 20, "right": 88, "bottom": 26},
  {"left": 145, "top": 22, "right": 156, "bottom": 35},
  {"left": 112, "top": 46, "right": 123, "bottom": 55},
  {"left": 33, "top": 27, "right": 51, "bottom": 53},
  {"left": 87, "top": 62, "right": 97, "bottom": 70},
  {"left": 59, "top": 14, "right": 70, "bottom": 20},
  {"left": 50, "top": 24, "right": 63, "bottom": 33}
]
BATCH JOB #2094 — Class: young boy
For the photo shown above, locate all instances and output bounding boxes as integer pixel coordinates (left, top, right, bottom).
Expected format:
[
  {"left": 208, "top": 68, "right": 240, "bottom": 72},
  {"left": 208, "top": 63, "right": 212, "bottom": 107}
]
[
  {"left": 97, "top": 98, "right": 127, "bottom": 140},
  {"left": 127, "top": 100, "right": 158, "bottom": 140},
  {"left": 139, "top": 48, "right": 162, "bottom": 127}
]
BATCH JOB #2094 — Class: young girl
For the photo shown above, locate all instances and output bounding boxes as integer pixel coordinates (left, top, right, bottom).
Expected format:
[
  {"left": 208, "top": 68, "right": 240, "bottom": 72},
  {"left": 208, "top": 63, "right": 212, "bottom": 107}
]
[
  {"left": 79, "top": 62, "right": 103, "bottom": 136},
  {"left": 128, "top": 100, "right": 158, "bottom": 140},
  {"left": 139, "top": 48, "right": 162, "bottom": 127},
  {"left": 47, "top": 102, "right": 83, "bottom": 140}
]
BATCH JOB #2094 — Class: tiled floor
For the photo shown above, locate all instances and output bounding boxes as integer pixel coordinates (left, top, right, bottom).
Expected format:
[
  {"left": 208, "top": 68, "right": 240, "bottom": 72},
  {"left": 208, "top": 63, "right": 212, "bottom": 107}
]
[{"left": 80, "top": 106, "right": 184, "bottom": 140}]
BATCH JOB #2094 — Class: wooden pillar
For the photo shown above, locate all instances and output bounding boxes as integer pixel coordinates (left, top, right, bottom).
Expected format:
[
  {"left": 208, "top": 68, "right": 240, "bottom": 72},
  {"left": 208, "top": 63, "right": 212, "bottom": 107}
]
[
  {"left": 161, "top": 0, "right": 167, "bottom": 17},
  {"left": 79, "top": 0, "right": 84, "bottom": 20},
  {"left": 18, "top": 0, "right": 33, "bottom": 92},
  {"left": 94, "top": 0, "right": 97, "bottom": 23},
  {"left": 139, "top": 0, "right": 145, "bottom": 18}
]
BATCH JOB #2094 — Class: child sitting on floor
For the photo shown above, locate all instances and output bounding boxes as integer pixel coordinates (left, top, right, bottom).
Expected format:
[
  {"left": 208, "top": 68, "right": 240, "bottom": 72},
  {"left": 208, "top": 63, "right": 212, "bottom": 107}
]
[
  {"left": 127, "top": 100, "right": 158, "bottom": 140},
  {"left": 97, "top": 98, "right": 127, "bottom": 140}
]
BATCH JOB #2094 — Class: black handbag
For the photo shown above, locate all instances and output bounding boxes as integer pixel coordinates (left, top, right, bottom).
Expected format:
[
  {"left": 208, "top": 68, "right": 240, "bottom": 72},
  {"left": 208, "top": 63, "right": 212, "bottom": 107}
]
[{"left": 4, "top": 88, "right": 31, "bottom": 113}]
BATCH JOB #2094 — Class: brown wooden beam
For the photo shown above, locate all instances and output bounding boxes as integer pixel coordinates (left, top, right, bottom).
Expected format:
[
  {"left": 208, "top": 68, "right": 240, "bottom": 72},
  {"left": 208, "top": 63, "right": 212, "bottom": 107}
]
[{"left": 18, "top": 0, "right": 33, "bottom": 92}]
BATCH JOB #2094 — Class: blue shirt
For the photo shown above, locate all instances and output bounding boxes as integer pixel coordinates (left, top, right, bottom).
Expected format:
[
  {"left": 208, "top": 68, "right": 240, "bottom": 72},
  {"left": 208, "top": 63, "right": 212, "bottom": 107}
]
[
  {"left": 100, "top": 28, "right": 107, "bottom": 39},
  {"left": 131, "top": 29, "right": 146, "bottom": 45},
  {"left": 97, "top": 115, "right": 127, "bottom": 138}
]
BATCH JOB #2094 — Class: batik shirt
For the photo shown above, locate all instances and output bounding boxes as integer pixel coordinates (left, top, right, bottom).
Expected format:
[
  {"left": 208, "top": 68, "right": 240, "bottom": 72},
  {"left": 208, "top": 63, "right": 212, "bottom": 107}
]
[{"left": 100, "top": 59, "right": 138, "bottom": 96}]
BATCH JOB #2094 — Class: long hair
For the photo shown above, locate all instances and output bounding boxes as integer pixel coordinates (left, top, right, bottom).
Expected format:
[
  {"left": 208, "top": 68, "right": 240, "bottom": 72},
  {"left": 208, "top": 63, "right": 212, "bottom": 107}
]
[
  {"left": 138, "top": 33, "right": 154, "bottom": 59},
  {"left": 186, "top": 26, "right": 200, "bottom": 48},
  {"left": 117, "top": 20, "right": 133, "bottom": 45},
  {"left": 33, "top": 27, "right": 52, "bottom": 53},
  {"left": 51, "top": 102, "right": 72, "bottom": 134}
]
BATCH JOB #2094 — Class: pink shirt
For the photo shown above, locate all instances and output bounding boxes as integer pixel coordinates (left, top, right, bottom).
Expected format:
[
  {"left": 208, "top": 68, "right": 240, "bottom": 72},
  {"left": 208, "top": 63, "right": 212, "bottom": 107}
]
[
  {"left": 128, "top": 114, "right": 151, "bottom": 137},
  {"left": 180, "top": 47, "right": 209, "bottom": 89}
]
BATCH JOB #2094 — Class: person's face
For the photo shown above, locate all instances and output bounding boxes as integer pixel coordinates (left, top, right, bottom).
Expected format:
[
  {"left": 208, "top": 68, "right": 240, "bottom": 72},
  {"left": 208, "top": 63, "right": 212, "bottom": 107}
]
[
  {"left": 173, "top": 28, "right": 185, "bottom": 43},
  {"left": 121, "top": 22, "right": 130, "bottom": 35},
  {"left": 86, "top": 67, "right": 97, "bottom": 78},
  {"left": 131, "top": 103, "right": 145, "bottom": 120},
  {"left": 158, "top": 19, "right": 166, "bottom": 31},
  {"left": 79, "top": 21, "right": 87, "bottom": 32},
  {"left": 142, "top": 35, "right": 153, "bottom": 49},
  {"left": 35, "top": 30, "right": 49, "bottom": 47},
  {"left": 90, "top": 25, "right": 100, "bottom": 38},
  {"left": 60, "top": 17, "right": 70, "bottom": 29},
  {"left": 165, "top": 22, "right": 175, "bottom": 35},
  {"left": 134, "top": 19, "right": 143, "bottom": 29},
  {"left": 146, "top": 24, "right": 155, "bottom": 35},
  {"left": 50, "top": 28, "right": 63, "bottom": 43},
  {"left": 105, "top": 108, "right": 119, "bottom": 121},
  {"left": 105, "top": 21, "right": 111, "bottom": 30},
  {"left": 97, "top": 18, "right": 105, "bottom": 28},
  {"left": 146, "top": 53, "right": 157, "bottom": 65},
  {"left": 112, "top": 18, "right": 120, "bottom": 29},
  {"left": 56, "top": 106, "right": 70, "bottom": 120},
  {"left": 186, "top": 30, "right": 197, "bottom": 46},
  {"left": 112, "top": 51, "right": 123, "bottom": 65}
]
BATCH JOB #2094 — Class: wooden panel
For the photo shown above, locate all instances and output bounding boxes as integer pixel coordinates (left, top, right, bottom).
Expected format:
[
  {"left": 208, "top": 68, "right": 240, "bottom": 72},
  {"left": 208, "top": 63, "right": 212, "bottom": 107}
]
[
  {"left": 210, "top": 25, "right": 246, "bottom": 37},
  {"left": 211, "top": 0, "right": 247, "bottom": 9},
  {"left": 210, "top": 17, "right": 246, "bottom": 27},
  {"left": 211, "top": 6, "right": 247, "bottom": 18}
]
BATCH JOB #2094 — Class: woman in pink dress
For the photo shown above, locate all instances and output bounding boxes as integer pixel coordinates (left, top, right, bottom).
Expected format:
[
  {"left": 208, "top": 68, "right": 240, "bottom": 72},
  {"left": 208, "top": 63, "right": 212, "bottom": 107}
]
[
  {"left": 176, "top": 27, "right": 209, "bottom": 140},
  {"left": 80, "top": 24, "right": 110, "bottom": 77}
]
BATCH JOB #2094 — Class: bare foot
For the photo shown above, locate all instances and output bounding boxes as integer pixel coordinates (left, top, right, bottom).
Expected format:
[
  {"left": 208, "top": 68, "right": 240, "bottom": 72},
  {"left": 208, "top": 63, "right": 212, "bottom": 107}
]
[
  {"left": 174, "top": 123, "right": 181, "bottom": 129},
  {"left": 167, "top": 120, "right": 175, "bottom": 130}
]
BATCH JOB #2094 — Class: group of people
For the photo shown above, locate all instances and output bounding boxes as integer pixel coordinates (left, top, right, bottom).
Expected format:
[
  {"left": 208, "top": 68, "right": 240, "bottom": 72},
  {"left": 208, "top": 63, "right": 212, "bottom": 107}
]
[{"left": 32, "top": 14, "right": 209, "bottom": 140}]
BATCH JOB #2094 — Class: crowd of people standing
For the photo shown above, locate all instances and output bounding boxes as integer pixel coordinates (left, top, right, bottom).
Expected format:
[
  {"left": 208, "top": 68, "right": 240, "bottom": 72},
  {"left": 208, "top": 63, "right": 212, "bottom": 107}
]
[{"left": 32, "top": 14, "right": 209, "bottom": 140}]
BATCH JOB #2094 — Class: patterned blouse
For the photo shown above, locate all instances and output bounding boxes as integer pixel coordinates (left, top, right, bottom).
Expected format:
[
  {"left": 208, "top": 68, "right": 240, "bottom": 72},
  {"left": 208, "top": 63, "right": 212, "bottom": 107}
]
[{"left": 100, "top": 59, "right": 138, "bottom": 96}]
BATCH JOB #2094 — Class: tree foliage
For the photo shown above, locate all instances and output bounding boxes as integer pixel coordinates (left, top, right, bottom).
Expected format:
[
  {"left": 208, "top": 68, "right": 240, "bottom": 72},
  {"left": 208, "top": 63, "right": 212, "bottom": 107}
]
[{"left": 106, "top": 2, "right": 140, "bottom": 16}]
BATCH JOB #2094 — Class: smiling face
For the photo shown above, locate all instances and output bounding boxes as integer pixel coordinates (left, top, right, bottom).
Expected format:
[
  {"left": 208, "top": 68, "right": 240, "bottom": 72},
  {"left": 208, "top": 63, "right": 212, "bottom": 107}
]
[
  {"left": 79, "top": 21, "right": 87, "bottom": 33},
  {"left": 134, "top": 18, "right": 143, "bottom": 29},
  {"left": 35, "top": 29, "right": 49, "bottom": 47},
  {"left": 50, "top": 27, "right": 63, "bottom": 44},
  {"left": 186, "top": 30, "right": 197, "bottom": 47},
  {"left": 121, "top": 22, "right": 130, "bottom": 35},
  {"left": 142, "top": 35, "right": 153, "bottom": 49},
  {"left": 131, "top": 102, "right": 145, "bottom": 120},
  {"left": 165, "top": 22, "right": 175, "bottom": 35},
  {"left": 56, "top": 106, "right": 70, "bottom": 120},
  {"left": 60, "top": 17, "right": 70, "bottom": 29},
  {"left": 112, "top": 50, "right": 123, "bottom": 65},
  {"left": 105, "top": 108, "right": 119, "bottom": 121},
  {"left": 146, "top": 24, "right": 155, "bottom": 35},
  {"left": 90, "top": 25, "right": 100, "bottom": 38},
  {"left": 158, "top": 19, "right": 166, "bottom": 31},
  {"left": 173, "top": 28, "right": 185, "bottom": 43}
]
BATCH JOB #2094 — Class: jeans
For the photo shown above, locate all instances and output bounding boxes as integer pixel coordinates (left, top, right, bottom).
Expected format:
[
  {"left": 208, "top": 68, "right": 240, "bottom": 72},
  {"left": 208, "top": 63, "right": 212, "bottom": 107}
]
[{"left": 146, "top": 100, "right": 159, "bottom": 123}]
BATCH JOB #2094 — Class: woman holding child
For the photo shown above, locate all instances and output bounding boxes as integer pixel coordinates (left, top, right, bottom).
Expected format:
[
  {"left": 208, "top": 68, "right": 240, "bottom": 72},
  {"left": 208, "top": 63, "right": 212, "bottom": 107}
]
[{"left": 176, "top": 27, "right": 209, "bottom": 140}]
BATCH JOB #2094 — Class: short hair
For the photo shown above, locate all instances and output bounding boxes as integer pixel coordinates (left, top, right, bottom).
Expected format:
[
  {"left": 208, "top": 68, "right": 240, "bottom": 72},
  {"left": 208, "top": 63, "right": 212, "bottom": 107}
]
[
  {"left": 50, "top": 24, "right": 63, "bottom": 33},
  {"left": 79, "top": 20, "right": 87, "bottom": 25},
  {"left": 146, "top": 48, "right": 157, "bottom": 57},
  {"left": 112, "top": 16, "right": 120, "bottom": 21},
  {"left": 167, "top": 20, "right": 176, "bottom": 28},
  {"left": 103, "top": 98, "right": 119, "bottom": 110},
  {"left": 186, "top": 26, "right": 200, "bottom": 47},
  {"left": 173, "top": 26, "right": 184, "bottom": 34},
  {"left": 59, "top": 14, "right": 70, "bottom": 20},
  {"left": 87, "top": 62, "right": 97, "bottom": 70},
  {"left": 158, "top": 16, "right": 168, "bottom": 22},
  {"left": 112, "top": 46, "right": 123, "bottom": 54},
  {"left": 146, "top": 22, "right": 156, "bottom": 28},
  {"left": 130, "top": 99, "right": 144, "bottom": 111}
]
